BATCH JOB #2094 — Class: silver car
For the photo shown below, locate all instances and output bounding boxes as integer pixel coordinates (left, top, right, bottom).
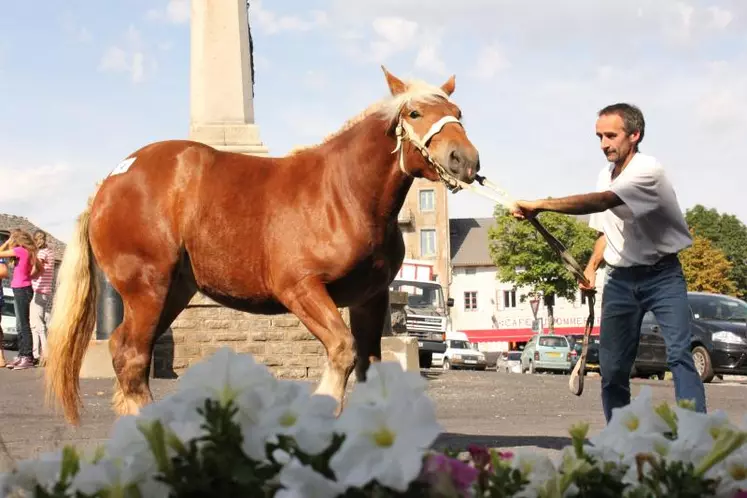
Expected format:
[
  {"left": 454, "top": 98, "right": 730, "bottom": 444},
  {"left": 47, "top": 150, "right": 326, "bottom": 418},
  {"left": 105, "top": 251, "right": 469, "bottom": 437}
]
[{"left": 496, "top": 350, "right": 522, "bottom": 373}]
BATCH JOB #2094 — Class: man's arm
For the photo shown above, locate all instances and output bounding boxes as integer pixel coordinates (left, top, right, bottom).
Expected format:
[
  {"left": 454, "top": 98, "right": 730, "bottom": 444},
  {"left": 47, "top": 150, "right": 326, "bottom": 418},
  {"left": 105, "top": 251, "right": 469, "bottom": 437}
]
[
  {"left": 513, "top": 191, "right": 623, "bottom": 218},
  {"left": 581, "top": 233, "right": 606, "bottom": 290}
]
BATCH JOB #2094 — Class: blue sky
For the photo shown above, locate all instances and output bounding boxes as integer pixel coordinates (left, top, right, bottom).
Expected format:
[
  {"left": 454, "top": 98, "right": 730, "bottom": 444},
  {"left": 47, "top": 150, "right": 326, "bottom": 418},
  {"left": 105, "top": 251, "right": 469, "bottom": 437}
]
[{"left": 1, "top": 0, "right": 746, "bottom": 242}]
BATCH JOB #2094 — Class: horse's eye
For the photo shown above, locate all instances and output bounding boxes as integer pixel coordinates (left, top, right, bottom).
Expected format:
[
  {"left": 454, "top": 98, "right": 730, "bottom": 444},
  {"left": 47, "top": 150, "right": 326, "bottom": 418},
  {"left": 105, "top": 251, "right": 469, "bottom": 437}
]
[{"left": 409, "top": 110, "right": 421, "bottom": 119}]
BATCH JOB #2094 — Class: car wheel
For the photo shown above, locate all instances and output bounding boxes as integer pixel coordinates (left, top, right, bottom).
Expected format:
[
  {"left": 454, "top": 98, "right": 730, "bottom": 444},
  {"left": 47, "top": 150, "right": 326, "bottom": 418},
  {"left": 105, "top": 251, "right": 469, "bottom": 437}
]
[
  {"left": 691, "top": 345, "right": 715, "bottom": 383},
  {"left": 442, "top": 359, "right": 451, "bottom": 371}
]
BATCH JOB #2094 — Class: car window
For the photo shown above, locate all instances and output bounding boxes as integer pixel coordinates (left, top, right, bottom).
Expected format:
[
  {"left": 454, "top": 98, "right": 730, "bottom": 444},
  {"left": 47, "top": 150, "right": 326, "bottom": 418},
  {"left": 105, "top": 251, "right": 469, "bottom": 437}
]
[
  {"left": 538, "top": 336, "right": 568, "bottom": 348},
  {"left": 507, "top": 352, "right": 522, "bottom": 360},
  {"left": 691, "top": 295, "right": 747, "bottom": 322}
]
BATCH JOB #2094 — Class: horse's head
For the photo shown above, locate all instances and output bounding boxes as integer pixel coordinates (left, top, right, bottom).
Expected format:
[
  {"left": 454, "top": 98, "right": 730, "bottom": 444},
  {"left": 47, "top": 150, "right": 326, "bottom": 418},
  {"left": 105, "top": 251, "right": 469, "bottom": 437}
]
[{"left": 381, "top": 66, "right": 480, "bottom": 185}]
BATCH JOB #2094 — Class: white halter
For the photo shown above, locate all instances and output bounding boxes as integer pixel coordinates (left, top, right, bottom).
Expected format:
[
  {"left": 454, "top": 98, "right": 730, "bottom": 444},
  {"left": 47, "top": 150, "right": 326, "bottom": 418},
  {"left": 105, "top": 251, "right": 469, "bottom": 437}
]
[{"left": 391, "top": 114, "right": 464, "bottom": 192}]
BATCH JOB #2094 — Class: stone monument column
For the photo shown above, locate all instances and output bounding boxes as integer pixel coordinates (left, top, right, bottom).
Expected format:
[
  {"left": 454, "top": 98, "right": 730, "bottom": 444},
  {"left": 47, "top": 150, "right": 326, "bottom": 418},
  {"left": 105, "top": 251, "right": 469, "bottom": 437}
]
[{"left": 189, "top": 0, "right": 269, "bottom": 155}]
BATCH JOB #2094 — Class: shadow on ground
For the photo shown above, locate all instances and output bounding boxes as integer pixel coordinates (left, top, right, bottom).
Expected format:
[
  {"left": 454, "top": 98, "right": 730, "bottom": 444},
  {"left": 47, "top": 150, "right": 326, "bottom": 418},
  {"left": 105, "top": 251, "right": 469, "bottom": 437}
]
[{"left": 434, "top": 432, "right": 571, "bottom": 451}]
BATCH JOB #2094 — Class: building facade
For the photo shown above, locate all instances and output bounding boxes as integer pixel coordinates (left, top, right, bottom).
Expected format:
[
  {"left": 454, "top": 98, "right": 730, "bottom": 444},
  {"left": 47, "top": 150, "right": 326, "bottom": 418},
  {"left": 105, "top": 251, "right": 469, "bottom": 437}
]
[{"left": 397, "top": 178, "right": 452, "bottom": 295}]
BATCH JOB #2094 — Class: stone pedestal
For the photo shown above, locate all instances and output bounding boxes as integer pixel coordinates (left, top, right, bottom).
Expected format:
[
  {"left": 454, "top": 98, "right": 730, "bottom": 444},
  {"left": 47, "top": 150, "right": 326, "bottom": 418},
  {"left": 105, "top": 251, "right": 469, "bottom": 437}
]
[
  {"left": 189, "top": 0, "right": 269, "bottom": 156},
  {"left": 381, "top": 336, "right": 420, "bottom": 372},
  {"left": 79, "top": 340, "right": 116, "bottom": 379}
]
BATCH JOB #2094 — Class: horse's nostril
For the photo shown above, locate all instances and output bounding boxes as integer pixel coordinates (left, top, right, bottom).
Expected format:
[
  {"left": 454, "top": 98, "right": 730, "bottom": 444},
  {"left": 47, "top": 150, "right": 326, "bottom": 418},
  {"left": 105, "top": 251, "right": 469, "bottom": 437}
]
[{"left": 450, "top": 150, "right": 461, "bottom": 164}]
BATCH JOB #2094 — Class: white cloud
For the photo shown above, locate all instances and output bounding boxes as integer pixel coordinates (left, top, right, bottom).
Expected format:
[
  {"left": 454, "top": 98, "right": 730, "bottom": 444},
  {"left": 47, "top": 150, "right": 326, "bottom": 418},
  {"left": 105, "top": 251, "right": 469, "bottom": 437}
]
[
  {"left": 369, "top": 17, "right": 419, "bottom": 61},
  {"left": 146, "top": 0, "right": 189, "bottom": 24},
  {"left": 98, "top": 26, "right": 156, "bottom": 84},
  {"left": 707, "top": 6, "right": 733, "bottom": 30},
  {"left": 413, "top": 31, "right": 448, "bottom": 76},
  {"left": 60, "top": 12, "right": 92, "bottom": 43},
  {"left": 0, "top": 163, "right": 72, "bottom": 204},
  {"left": 302, "top": 70, "right": 327, "bottom": 91},
  {"left": 249, "top": 1, "right": 328, "bottom": 35},
  {"left": 469, "top": 43, "right": 510, "bottom": 81}
]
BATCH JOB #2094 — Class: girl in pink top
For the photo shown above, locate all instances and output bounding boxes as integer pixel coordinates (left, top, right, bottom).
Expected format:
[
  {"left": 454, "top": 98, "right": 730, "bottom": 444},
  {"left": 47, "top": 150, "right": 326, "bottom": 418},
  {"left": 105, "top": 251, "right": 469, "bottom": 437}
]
[{"left": 0, "top": 230, "right": 39, "bottom": 370}]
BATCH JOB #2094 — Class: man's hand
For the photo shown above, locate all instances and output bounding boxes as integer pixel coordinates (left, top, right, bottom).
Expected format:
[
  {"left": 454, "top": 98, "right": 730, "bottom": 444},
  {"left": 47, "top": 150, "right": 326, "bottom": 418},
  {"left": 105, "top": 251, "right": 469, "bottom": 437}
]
[
  {"left": 510, "top": 200, "right": 541, "bottom": 220},
  {"left": 580, "top": 266, "right": 596, "bottom": 291}
]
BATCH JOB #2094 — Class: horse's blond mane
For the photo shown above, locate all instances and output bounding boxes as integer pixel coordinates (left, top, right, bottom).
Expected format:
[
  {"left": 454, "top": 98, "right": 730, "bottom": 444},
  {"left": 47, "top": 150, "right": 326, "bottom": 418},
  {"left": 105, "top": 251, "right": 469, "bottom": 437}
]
[{"left": 289, "top": 79, "right": 451, "bottom": 155}]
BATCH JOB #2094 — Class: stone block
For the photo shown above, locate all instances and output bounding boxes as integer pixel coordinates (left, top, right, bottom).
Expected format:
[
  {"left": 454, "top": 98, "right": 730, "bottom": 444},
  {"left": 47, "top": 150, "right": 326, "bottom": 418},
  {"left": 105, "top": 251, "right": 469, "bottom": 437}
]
[
  {"left": 79, "top": 340, "right": 116, "bottom": 379},
  {"left": 381, "top": 336, "right": 420, "bottom": 372}
]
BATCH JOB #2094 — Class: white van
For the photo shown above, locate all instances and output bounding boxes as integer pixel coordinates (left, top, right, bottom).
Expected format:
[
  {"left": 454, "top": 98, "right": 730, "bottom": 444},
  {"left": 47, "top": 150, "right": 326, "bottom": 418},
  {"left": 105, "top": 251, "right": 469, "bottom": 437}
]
[
  {"left": 1, "top": 287, "right": 17, "bottom": 349},
  {"left": 432, "top": 331, "right": 487, "bottom": 371}
]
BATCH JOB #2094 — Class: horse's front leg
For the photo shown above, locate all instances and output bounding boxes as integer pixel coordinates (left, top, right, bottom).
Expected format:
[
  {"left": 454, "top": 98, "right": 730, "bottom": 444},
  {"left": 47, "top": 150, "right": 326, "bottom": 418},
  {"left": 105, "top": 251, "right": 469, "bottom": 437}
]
[{"left": 277, "top": 277, "right": 356, "bottom": 411}]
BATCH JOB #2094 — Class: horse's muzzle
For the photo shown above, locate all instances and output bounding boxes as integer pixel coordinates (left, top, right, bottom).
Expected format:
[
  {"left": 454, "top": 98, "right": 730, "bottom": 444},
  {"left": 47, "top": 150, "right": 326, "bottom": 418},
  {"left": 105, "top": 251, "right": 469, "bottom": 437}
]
[{"left": 447, "top": 148, "right": 480, "bottom": 183}]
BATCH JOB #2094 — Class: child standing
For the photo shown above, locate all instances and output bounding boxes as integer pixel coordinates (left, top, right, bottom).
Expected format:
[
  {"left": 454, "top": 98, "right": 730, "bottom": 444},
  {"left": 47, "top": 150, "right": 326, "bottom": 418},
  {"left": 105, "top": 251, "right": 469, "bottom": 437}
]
[{"left": 0, "top": 230, "right": 39, "bottom": 370}]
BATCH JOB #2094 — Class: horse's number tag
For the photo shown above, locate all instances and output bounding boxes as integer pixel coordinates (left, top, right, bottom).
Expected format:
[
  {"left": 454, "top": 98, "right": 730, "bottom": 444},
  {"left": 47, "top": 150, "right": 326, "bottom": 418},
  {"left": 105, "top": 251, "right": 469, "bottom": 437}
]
[{"left": 109, "top": 157, "right": 136, "bottom": 177}]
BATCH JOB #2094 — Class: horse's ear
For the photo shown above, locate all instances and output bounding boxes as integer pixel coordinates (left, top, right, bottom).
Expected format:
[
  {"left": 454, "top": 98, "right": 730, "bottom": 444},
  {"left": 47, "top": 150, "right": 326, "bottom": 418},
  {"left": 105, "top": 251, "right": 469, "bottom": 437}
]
[
  {"left": 381, "top": 65, "right": 407, "bottom": 96},
  {"left": 441, "top": 74, "right": 456, "bottom": 96}
]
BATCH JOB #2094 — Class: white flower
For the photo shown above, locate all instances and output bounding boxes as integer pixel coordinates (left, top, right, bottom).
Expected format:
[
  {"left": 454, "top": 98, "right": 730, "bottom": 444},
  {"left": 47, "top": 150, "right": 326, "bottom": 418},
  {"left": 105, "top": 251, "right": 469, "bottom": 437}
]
[
  {"left": 587, "top": 386, "right": 670, "bottom": 464},
  {"left": 177, "top": 347, "right": 278, "bottom": 403},
  {"left": 276, "top": 458, "right": 346, "bottom": 498},
  {"left": 70, "top": 456, "right": 169, "bottom": 498},
  {"left": 346, "top": 361, "right": 428, "bottom": 408},
  {"left": 243, "top": 380, "right": 338, "bottom": 460},
  {"left": 0, "top": 450, "right": 65, "bottom": 495},
  {"left": 509, "top": 449, "right": 557, "bottom": 498},
  {"left": 329, "top": 393, "right": 441, "bottom": 492},
  {"left": 711, "top": 444, "right": 747, "bottom": 498},
  {"left": 106, "top": 415, "right": 155, "bottom": 459},
  {"left": 667, "top": 407, "right": 737, "bottom": 465}
]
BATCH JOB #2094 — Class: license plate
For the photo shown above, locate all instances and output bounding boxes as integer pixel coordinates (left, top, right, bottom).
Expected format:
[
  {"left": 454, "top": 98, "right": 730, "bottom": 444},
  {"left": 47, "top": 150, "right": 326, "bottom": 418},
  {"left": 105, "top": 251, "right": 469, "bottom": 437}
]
[
  {"left": 418, "top": 342, "right": 423, "bottom": 347},
  {"left": 465, "top": 360, "right": 477, "bottom": 364},
  {"left": 546, "top": 352, "right": 561, "bottom": 358}
]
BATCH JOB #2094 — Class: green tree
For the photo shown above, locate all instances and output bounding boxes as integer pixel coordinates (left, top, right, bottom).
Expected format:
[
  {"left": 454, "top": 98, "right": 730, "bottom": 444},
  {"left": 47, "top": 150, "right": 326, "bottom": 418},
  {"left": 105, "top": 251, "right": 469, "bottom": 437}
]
[
  {"left": 685, "top": 205, "right": 747, "bottom": 299},
  {"left": 488, "top": 206, "right": 598, "bottom": 332},
  {"left": 680, "top": 231, "right": 738, "bottom": 296}
]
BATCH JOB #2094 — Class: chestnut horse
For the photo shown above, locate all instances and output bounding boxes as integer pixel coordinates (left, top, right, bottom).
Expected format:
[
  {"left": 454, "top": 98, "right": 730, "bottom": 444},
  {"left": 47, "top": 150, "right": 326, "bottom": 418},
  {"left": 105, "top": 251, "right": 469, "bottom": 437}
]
[{"left": 44, "top": 67, "right": 480, "bottom": 425}]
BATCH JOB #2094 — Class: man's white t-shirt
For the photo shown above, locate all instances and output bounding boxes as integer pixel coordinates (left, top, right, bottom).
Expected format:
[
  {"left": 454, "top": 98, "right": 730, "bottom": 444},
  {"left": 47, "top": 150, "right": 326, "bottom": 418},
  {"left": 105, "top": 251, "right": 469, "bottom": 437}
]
[{"left": 588, "top": 152, "right": 692, "bottom": 268}]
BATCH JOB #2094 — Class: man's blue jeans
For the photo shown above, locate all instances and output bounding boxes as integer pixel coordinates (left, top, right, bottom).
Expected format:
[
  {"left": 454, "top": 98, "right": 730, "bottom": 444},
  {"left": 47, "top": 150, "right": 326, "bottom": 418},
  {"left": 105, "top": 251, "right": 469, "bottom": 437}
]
[{"left": 599, "top": 254, "right": 707, "bottom": 422}]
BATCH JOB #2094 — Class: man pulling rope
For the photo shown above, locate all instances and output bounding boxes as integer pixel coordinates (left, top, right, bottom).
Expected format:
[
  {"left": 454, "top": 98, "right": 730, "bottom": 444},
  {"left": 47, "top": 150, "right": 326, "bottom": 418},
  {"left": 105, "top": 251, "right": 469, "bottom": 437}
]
[{"left": 486, "top": 103, "right": 706, "bottom": 421}]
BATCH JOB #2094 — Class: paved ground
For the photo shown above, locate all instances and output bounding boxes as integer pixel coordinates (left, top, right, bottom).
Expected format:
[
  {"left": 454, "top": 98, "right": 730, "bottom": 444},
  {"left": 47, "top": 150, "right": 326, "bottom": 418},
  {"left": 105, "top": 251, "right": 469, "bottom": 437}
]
[{"left": 1, "top": 364, "right": 745, "bottom": 464}]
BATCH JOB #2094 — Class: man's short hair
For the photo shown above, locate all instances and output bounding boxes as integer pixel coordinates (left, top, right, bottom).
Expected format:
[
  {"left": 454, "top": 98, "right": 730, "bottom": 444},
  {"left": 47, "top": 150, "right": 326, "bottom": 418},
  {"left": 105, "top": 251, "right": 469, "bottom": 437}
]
[{"left": 598, "top": 103, "right": 645, "bottom": 149}]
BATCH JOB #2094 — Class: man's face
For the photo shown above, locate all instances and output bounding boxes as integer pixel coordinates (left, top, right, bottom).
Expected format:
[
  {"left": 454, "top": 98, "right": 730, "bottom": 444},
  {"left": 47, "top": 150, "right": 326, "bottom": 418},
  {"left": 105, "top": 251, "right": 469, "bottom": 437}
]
[{"left": 595, "top": 113, "right": 638, "bottom": 164}]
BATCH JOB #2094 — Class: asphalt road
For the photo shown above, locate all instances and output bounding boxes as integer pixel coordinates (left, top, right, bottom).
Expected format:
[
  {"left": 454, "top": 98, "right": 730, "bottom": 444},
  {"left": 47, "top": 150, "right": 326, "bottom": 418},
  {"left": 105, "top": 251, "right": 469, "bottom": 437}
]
[{"left": 0, "top": 366, "right": 745, "bottom": 464}]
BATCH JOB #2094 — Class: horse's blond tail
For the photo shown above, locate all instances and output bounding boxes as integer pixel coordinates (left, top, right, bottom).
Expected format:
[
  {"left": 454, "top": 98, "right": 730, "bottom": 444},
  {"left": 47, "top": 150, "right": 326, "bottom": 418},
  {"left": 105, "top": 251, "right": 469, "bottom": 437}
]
[{"left": 44, "top": 186, "right": 101, "bottom": 425}]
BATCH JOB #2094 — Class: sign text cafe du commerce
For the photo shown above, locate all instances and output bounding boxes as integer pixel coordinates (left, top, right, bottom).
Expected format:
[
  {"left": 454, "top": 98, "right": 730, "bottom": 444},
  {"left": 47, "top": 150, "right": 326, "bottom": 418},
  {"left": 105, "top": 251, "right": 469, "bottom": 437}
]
[{"left": 461, "top": 313, "right": 601, "bottom": 348}]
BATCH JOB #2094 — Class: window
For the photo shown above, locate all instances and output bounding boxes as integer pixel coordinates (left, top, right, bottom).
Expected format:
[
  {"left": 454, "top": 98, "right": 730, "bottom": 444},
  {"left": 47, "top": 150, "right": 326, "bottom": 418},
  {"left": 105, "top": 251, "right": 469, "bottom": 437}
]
[
  {"left": 419, "top": 189, "right": 435, "bottom": 212},
  {"left": 503, "top": 290, "right": 517, "bottom": 308},
  {"left": 464, "top": 291, "right": 477, "bottom": 311},
  {"left": 465, "top": 267, "right": 476, "bottom": 275},
  {"left": 420, "top": 229, "right": 436, "bottom": 257}
]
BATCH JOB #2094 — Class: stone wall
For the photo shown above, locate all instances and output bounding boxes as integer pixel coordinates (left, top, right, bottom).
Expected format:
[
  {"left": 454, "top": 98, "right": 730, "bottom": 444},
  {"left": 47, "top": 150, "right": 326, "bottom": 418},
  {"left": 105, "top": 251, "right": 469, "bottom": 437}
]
[{"left": 152, "top": 292, "right": 408, "bottom": 380}]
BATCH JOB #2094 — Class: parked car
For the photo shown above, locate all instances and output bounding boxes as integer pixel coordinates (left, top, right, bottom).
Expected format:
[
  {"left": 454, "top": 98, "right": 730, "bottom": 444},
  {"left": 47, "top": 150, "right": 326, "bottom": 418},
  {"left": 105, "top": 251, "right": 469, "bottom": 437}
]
[
  {"left": 520, "top": 334, "right": 572, "bottom": 374},
  {"left": 1, "top": 287, "right": 17, "bottom": 350},
  {"left": 440, "top": 337, "right": 488, "bottom": 371},
  {"left": 636, "top": 292, "right": 747, "bottom": 382},
  {"left": 567, "top": 334, "right": 600, "bottom": 372},
  {"left": 496, "top": 350, "right": 522, "bottom": 373}
]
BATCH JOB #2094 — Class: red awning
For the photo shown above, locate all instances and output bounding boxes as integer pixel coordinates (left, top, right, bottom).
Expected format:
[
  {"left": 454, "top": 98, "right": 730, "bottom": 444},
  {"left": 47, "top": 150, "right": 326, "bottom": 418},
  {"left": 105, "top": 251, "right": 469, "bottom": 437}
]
[{"left": 461, "top": 327, "right": 600, "bottom": 343}]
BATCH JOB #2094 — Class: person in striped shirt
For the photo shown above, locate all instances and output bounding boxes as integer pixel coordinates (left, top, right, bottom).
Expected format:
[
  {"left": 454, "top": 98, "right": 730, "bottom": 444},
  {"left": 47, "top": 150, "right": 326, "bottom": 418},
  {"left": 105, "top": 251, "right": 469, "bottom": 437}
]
[{"left": 31, "top": 230, "right": 55, "bottom": 366}]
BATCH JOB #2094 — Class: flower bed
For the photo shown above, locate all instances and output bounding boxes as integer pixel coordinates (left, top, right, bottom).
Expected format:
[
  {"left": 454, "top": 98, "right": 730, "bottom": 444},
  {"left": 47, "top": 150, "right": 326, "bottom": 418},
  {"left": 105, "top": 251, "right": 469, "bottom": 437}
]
[{"left": 1, "top": 348, "right": 745, "bottom": 497}]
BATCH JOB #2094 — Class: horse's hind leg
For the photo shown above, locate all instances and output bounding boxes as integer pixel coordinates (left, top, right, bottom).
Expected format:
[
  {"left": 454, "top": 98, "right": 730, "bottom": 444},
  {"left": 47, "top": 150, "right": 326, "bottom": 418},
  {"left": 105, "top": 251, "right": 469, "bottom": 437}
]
[
  {"left": 349, "top": 290, "right": 388, "bottom": 382},
  {"left": 278, "top": 278, "right": 356, "bottom": 410},
  {"left": 109, "top": 259, "right": 196, "bottom": 416}
]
